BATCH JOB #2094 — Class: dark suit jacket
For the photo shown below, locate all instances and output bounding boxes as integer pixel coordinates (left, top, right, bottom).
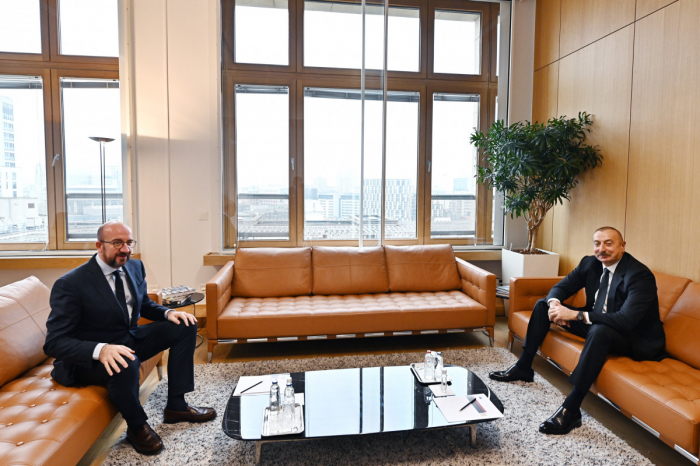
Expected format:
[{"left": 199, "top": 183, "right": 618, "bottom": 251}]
[
  {"left": 43, "top": 254, "right": 168, "bottom": 386},
  {"left": 546, "top": 252, "right": 666, "bottom": 361}
]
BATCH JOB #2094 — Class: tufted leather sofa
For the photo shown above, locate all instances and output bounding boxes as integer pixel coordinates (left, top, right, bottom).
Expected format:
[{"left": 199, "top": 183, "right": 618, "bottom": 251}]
[
  {"left": 507, "top": 271, "right": 700, "bottom": 464},
  {"left": 0, "top": 276, "right": 162, "bottom": 466},
  {"left": 206, "top": 244, "right": 496, "bottom": 362}
]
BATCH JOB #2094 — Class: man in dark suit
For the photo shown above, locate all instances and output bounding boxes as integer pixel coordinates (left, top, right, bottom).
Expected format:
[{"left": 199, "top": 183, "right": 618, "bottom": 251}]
[
  {"left": 43, "top": 221, "right": 216, "bottom": 455},
  {"left": 489, "top": 226, "right": 665, "bottom": 434}
]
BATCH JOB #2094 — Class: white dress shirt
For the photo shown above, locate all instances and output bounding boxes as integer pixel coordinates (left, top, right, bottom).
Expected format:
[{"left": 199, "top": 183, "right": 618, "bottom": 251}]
[
  {"left": 548, "top": 259, "right": 620, "bottom": 325},
  {"left": 92, "top": 255, "right": 171, "bottom": 360}
]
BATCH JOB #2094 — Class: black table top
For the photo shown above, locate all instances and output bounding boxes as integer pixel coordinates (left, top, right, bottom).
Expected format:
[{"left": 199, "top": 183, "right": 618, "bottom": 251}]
[
  {"left": 223, "top": 364, "right": 504, "bottom": 441},
  {"left": 162, "top": 292, "right": 204, "bottom": 309}
]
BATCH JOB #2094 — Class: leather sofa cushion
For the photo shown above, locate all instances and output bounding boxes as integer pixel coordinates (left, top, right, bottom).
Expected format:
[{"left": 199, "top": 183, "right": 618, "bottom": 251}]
[
  {"left": 232, "top": 247, "right": 312, "bottom": 298},
  {"left": 217, "top": 291, "right": 488, "bottom": 339},
  {"left": 596, "top": 357, "right": 700, "bottom": 455},
  {"left": 0, "top": 358, "right": 159, "bottom": 466},
  {"left": 312, "top": 246, "right": 389, "bottom": 296},
  {"left": 384, "top": 245, "right": 461, "bottom": 292},
  {"left": 0, "top": 277, "right": 51, "bottom": 387},
  {"left": 664, "top": 282, "right": 700, "bottom": 370}
]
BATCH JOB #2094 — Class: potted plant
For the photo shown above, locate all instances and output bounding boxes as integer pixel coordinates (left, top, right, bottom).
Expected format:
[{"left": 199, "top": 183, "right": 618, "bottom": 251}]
[{"left": 470, "top": 112, "right": 602, "bottom": 284}]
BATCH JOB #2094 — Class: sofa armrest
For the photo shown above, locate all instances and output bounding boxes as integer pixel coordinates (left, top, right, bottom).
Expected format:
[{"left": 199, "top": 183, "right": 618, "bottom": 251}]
[
  {"left": 206, "top": 260, "right": 234, "bottom": 340},
  {"left": 456, "top": 258, "right": 497, "bottom": 326},
  {"left": 508, "top": 276, "right": 564, "bottom": 332},
  {"left": 137, "top": 291, "right": 163, "bottom": 325}
]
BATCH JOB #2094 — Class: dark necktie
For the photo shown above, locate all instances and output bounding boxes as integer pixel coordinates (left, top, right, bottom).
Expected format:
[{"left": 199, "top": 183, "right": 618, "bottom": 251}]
[
  {"left": 113, "top": 270, "right": 129, "bottom": 320},
  {"left": 592, "top": 268, "right": 610, "bottom": 314}
]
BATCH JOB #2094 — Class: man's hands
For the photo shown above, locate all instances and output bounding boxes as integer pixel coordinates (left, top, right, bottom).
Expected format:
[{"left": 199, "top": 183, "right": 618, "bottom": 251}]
[
  {"left": 99, "top": 344, "right": 136, "bottom": 376},
  {"left": 167, "top": 310, "right": 197, "bottom": 326},
  {"left": 547, "top": 300, "right": 579, "bottom": 327}
]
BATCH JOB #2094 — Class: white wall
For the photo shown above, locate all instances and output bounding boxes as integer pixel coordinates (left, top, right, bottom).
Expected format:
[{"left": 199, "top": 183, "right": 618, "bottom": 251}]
[{"left": 129, "top": 0, "right": 221, "bottom": 290}]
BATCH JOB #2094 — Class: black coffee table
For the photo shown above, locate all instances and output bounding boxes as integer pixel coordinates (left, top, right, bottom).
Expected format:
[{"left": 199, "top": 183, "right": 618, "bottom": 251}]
[{"left": 223, "top": 364, "right": 504, "bottom": 464}]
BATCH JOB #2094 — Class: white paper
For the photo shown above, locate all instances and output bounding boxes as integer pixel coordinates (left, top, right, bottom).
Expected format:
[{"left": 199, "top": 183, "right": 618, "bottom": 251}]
[
  {"left": 295, "top": 393, "right": 305, "bottom": 405},
  {"left": 233, "top": 374, "right": 290, "bottom": 396},
  {"left": 434, "top": 394, "right": 503, "bottom": 423},
  {"left": 429, "top": 384, "right": 455, "bottom": 397}
]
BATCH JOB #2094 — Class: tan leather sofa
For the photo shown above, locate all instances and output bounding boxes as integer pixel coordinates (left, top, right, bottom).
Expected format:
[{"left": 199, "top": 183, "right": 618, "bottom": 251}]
[
  {"left": 206, "top": 244, "right": 496, "bottom": 362},
  {"left": 0, "top": 277, "right": 162, "bottom": 466},
  {"left": 508, "top": 272, "right": 700, "bottom": 464}
]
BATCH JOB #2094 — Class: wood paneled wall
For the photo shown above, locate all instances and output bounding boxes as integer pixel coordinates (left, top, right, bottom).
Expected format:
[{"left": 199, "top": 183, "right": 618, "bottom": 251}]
[
  {"left": 626, "top": 1, "right": 700, "bottom": 282},
  {"left": 636, "top": 0, "right": 676, "bottom": 19},
  {"left": 533, "top": 0, "right": 700, "bottom": 283}
]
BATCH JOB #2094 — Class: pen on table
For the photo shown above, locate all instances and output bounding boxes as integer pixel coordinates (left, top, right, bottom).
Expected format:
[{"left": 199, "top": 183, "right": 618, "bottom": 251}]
[
  {"left": 460, "top": 397, "right": 477, "bottom": 411},
  {"left": 240, "top": 380, "right": 262, "bottom": 393}
]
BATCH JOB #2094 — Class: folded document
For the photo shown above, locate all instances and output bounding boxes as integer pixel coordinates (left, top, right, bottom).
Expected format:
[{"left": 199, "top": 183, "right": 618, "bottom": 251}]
[{"left": 434, "top": 394, "right": 503, "bottom": 423}]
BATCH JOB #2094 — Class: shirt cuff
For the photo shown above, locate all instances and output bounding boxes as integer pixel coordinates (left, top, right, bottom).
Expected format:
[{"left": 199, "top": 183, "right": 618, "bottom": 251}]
[
  {"left": 93, "top": 343, "right": 107, "bottom": 360},
  {"left": 547, "top": 298, "right": 560, "bottom": 306},
  {"left": 164, "top": 309, "right": 173, "bottom": 319},
  {"left": 584, "top": 312, "right": 592, "bottom": 325}
]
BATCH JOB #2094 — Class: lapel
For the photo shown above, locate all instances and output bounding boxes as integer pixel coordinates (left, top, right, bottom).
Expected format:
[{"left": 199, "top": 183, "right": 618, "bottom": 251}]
[
  {"left": 606, "top": 253, "right": 629, "bottom": 313},
  {"left": 122, "top": 264, "right": 142, "bottom": 326},
  {"left": 86, "top": 255, "right": 129, "bottom": 325}
]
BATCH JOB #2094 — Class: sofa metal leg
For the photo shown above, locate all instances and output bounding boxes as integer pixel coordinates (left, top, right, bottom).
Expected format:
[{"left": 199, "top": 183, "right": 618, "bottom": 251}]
[
  {"left": 507, "top": 331, "right": 514, "bottom": 352},
  {"left": 469, "top": 424, "right": 477, "bottom": 447},
  {"left": 208, "top": 352, "right": 213, "bottom": 363},
  {"left": 489, "top": 337, "right": 494, "bottom": 347},
  {"left": 157, "top": 365, "right": 163, "bottom": 380},
  {"left": 507, "top": 341, "right": 513, "bottom": 352}
]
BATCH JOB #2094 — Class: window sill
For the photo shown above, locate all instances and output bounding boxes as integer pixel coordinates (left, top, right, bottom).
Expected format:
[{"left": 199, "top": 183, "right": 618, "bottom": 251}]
[
  {"left": 0, "top": 253, "right": 141, "bottom": 269},
  {"left": 203, "top": 249, "right": 501, "bottom": 266}
]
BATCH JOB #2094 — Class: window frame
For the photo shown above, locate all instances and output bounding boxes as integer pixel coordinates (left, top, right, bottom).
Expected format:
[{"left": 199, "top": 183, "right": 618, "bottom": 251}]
[
  {"left": 222, "top": 0, "right": 501, "bottom": 250},
  {"left": 0, "top": 0, "right": 120, "bottom": 251}
]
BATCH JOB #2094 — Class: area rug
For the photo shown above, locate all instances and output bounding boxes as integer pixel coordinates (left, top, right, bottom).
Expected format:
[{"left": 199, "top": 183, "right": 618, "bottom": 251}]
[{"left": 104, "top": 348, "right": 653, "bottom": 465}]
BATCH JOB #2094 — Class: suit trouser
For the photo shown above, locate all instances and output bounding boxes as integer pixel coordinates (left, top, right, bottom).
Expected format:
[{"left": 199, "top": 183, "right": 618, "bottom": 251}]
[
  {"left": 74, "top": 320, "right": 197, "bottom": 426},
  {"left": 522, "top": 299, "right": 634, "bottom": 393}
]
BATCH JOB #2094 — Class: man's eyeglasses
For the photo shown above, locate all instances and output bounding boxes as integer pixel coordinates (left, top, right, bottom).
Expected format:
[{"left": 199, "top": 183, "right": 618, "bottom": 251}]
[{"left": 102, "top": 240, "right": 137, "bottom": 249}]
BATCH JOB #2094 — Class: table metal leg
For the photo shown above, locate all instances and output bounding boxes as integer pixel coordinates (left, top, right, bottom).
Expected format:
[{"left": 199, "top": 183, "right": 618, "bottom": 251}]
[{"left": 255, "top": 441, "right": 263, "bottom": 465}]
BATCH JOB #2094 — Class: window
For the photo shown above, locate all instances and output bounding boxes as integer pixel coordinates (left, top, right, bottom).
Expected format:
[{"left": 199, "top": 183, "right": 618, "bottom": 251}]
[
  {"left": 430, "top": 92, "right": 479, "bottom": 239},
  {"left": 223, "top": 0, "right": 504, "bottom": 249},
  {"left": 304, "top": 2, "right": 420, "bottom": 72},
  {"left": 234, "top": 84, "right": 290, "bottom": 242},
  {"left": 234, "top": 0, "right": 289, "bottom": 66},
  {"left": 58, "top": 0, "right": 119, "bottom": 57},
  {"left": 303, "top": 88, "right": 418, "bottom": 241},
  {"left": 60, "top": 78, "right": 122, "bottom": 241},
  {"left": 0, "top": 0, "right": 42, "bottom": 54},
  {"left": 433, "top": 10, "right": 481, "bottom": 75},
  {"left": 0, "top": 1, "right": 120, "bottom": 250}
]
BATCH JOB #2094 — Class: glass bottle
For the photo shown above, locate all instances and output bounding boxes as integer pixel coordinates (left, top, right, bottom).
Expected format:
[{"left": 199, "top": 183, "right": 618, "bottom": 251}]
[
  {"left": 435, "top": 351, "right": 444, "bottom": 376},
  {"left": 440, "top": 368, "right": 448, "bottom": 394},
  {"left": 283, "top": 376, "right": 295, "bottom": 428},
  {"left": 269, "top": 378, "right": 280, "bottom": 412},
  {"left": 424, "top": 350, "right": 435, "bottom": 381}
]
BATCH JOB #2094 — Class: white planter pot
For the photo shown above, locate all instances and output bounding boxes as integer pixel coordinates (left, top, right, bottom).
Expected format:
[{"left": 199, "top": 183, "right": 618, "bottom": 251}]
[{"left": 501, "top": 248, "right": 560, "bottom": 315}]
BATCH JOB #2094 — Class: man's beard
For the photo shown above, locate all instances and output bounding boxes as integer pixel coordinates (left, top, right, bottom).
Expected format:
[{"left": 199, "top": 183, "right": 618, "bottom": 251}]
[{"left": 108, "top": 253, "right": 130, "bottom": 268}]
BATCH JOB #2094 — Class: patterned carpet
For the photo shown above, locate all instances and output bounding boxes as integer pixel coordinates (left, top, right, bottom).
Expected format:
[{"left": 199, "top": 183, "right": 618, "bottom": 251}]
[{"left": 104, "top": 347, "right": 653, "bottom": 465}]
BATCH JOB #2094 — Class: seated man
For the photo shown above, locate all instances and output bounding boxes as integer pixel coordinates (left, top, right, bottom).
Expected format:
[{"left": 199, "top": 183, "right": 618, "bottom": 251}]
[
  {"left": 43, "top": 221, "right": 216, "bottom": 455},
  {"left": 490, "top": 226, "right": 666, "bottom": 434}
]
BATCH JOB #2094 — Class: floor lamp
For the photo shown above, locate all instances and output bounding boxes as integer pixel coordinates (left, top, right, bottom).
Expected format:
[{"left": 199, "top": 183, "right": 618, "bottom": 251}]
[{"left": 89, "top": 137, "right": 115, "bottom": 224}]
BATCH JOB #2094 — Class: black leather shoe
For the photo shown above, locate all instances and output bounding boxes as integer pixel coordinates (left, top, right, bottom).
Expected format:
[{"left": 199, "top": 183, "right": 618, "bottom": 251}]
[
  {"left": 539, "top": 406, "right": 582, "bottom": 435},
  {"left": 163, "top": 405, "right": 217, "bottom": 424},
  {"left": 489, "top": 364, "right": 534, "bottom": 382},
  {"left": 126, "top": 423, "right": 163, "bottom": 455}
]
